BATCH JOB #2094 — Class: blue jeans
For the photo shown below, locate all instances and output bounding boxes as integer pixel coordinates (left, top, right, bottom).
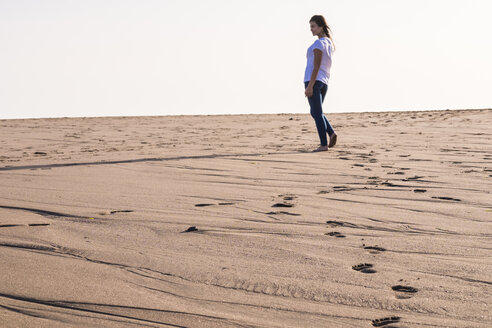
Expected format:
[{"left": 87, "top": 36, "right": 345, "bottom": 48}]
[{"left": 304, "top": 80, "right": 335, "bottom": 146}]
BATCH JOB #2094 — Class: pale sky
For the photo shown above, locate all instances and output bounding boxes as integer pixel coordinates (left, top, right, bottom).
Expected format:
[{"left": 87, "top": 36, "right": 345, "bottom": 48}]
[{"left": 1, "top": 0, "right": 491, "bottom": 119}]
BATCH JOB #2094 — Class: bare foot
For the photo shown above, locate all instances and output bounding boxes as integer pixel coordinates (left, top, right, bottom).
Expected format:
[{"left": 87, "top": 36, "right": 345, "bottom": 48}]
[
  {"left": 312, "top": 145, "right": 329, "bottom": 152},
  {"left": 328, "top": 133, "right": 337, "bottom": 148}
]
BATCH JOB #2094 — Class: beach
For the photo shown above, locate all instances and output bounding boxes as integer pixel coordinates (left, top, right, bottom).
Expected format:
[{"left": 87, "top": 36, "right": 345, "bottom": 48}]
[{"left": 0, "top": 108, "right": 491, "bottom": 327}]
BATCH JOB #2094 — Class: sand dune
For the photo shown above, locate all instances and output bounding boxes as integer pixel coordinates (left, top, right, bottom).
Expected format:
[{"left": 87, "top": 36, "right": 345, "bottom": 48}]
[{"left": 0, "top": 109, "right": 491, "bottom": 327}]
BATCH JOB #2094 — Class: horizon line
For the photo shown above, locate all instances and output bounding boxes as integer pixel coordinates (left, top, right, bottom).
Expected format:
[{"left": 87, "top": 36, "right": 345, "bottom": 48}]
[{"left": 1, "top": 107, "right": 490, "bottom": 121}]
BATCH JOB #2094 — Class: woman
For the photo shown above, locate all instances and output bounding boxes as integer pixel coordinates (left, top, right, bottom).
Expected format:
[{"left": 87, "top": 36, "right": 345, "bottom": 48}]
[{"left": 304, "top": 15, "right": 337, "bottom": 152}]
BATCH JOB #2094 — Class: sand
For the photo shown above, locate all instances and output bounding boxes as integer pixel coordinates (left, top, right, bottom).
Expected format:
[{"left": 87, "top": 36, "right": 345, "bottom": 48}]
[{"left": 0, "top": 108, "right": 491, "bottom": 327}]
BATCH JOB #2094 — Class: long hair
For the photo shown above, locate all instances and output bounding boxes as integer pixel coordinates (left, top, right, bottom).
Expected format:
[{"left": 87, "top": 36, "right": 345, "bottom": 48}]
[{"left": 309, "top": 15, "right": 336, "bottom": 51}]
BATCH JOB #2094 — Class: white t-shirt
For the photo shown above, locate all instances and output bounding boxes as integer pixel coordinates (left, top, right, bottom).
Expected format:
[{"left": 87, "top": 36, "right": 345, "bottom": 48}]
[{"left": 304, "top": 37, "right": 333, "bottom": 85}]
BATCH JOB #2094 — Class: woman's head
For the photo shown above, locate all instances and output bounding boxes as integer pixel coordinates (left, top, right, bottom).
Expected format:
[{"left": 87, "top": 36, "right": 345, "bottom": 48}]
[{"left": 309, "top": 15, "right": 335, "bottom": 50}]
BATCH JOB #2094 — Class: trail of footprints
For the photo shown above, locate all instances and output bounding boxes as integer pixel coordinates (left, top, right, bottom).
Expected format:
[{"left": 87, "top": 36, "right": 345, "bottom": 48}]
[
  {"left": 267, "top": 193, "right": 419, "bottom": 326},
  {"left": 327, "top": 218, "right": 418, "bottom": 327},
  {"left": 319, "top": 173, "right": 464, "bottom": 203},
  {"left": 189, "top": 194, "right": 417, "bottom": 326},
  {"left": 325, "top": 153, "right": 470, "bottom": 203},
  {"left": 188, "top": 194, "right": 300, "bottom": 232}
]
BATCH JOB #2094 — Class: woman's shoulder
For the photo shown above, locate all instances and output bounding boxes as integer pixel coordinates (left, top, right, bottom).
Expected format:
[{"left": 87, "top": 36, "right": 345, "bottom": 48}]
[
  {"left": 312, "top": 38, "right": 331, "bottom": 47},
  {"left": 311, "top": 39, "right": 324, "bottom": 50},
  {"left": 319, "top": 38, "right": 334, "bottom": 53}
]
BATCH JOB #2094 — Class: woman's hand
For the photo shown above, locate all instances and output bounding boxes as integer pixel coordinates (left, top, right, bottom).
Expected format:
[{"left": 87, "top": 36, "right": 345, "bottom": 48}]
[{"left": 305, "top": 85, "right": 313, "bottom": 98}]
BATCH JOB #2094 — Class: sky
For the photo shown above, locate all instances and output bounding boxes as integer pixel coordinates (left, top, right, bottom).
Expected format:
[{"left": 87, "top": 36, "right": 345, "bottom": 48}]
[{"left": 1, "top": 0, "right": 491, "bottom": 119}]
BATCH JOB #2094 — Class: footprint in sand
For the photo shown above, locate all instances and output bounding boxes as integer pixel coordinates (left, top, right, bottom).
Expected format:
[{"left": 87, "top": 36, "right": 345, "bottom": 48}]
[
  {"left": 352, "top": 263, "right": 376, "bottom": 273},
  {"left": 272, "top": 203, "right": 294, "bottom": 208},
  {"left": 273, "top": 195, "right": 297, "bottom": 208},
  {"left": 364, "top": 246, "right": 386, "bottom": 252},
  {"left": 181, "top": 226, "right": 198, "bottom": 233},
  {"left": 279, "top": 194, "right": 297, "bottom": 201},
  {"left": 371, "top": 316, "right": 401, "bottom": 327},
  {"left": 325, "top": 231, "right": 346, "bottom": 238},
  {"left": 392, "top": 285, "right": 418, "bottom": 299}
]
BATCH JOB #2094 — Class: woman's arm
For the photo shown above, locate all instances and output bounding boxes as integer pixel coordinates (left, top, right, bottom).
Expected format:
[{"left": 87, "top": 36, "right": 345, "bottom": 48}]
[{"left": 305, "top": 48, "right": 322, "bottom": 98}]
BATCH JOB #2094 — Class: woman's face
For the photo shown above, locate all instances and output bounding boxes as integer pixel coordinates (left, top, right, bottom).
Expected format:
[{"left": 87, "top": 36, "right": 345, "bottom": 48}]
[{"left": 310, "top": 21, "right": 323, "bottom": 36}]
